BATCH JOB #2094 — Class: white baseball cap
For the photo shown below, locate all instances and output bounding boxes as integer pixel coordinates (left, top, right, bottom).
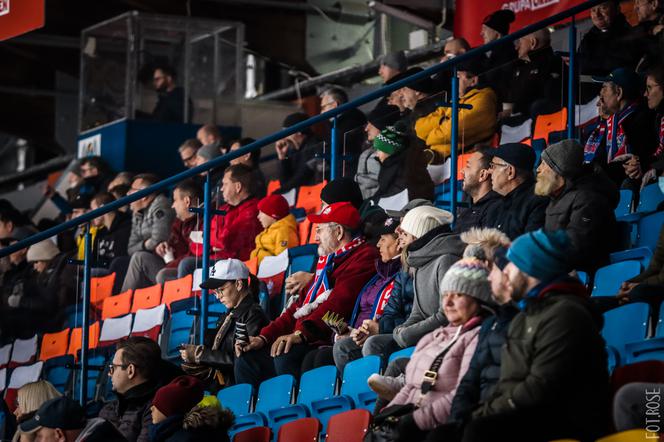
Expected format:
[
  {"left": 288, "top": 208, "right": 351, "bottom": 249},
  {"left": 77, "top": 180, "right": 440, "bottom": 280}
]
[{"left": 199, "top": 259, "right": 250, "bottom": 289}]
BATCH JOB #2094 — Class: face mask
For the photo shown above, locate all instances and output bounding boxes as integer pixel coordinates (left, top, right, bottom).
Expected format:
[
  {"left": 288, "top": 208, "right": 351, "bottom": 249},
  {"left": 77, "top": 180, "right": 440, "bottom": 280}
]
[{"left": 659, "top": 176, "right": 664, "bottom": 194}]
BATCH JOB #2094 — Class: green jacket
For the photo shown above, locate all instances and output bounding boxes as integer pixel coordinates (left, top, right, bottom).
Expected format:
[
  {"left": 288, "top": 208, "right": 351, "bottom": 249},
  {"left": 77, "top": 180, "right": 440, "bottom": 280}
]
[{"left": 475, "top": 277, "right": 609, "bottom": 440}]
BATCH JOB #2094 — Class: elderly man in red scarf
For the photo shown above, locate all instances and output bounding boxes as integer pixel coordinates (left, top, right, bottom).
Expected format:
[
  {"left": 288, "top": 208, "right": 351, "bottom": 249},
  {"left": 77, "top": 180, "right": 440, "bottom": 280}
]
[{"left": 233, "top": 202, "right": 377, "bottom": 387}]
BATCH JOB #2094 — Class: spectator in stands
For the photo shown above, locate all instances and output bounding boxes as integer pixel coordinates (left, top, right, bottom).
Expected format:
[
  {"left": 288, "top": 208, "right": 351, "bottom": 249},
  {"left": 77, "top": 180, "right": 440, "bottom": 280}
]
[
  {"left": 536, "top": 140, "right": 619, "bottom": 271},
  {"left": 12, "top": 380, "right": 61, "bottom": 442},
  {"left": 480, "top": 10, "right": 518, "bottom": 104},
  {"left": 178, "top": 138, "right": 202, "bottom": 170},
  {"left": 100, "top": 337, "right": 163, "bottom": 442},
  {"left": 71, "top": 195, "right": 97, "bottom": 261},
  {"left": 126, "top": 174, "right": 174, "bottom": 256},
  {"left": 152, "top": 65, "right": 189, "bottom": 124},
  {"left": 640, "top": 65, "right": 664, "bottom": 186},
  {"left": 250, "top": 194, "right": 298, "bottom": 263},
  {"left": 394, "top": 68, "right": 439, "bottom": 122},
  {"left": 228, "top": 137, "right": 266, "bottom": 198},
  {"left": 460, "top": 230, "right": 608, "bottom": 442},
  {"left": 0, "top": 201, "right": 28, "bottom": 239},
  {"left": 331, "top": 212, "right": 404, "bottom": 372},
  {"left": 122, "top": 180, "right": 199, "bottom": 291},
  {"left": 193, "top": 143, "right": 221, "bottom": 168},
  {"left": 371, "top": 258, "right": 494, "bottom": 436},
  {"left": 108, "top": 172, "right": 135, "bottom": 193},
  {"left": 91, "top": 192, "right": 132, "bottom": 268},
  {"left": 432, "top": 37, "right": 471, "bottom": 96},
  {"left": 364, "top": 206, "right": 464, "bottom": 367},
  {"left": 502, "top": 28, "right": 566, "bottom": 120},
  {"left": 20, "top": 396, "right": 125, "bottom": 442},
  {"left": 188, "top": 165, "right": 262, "bottom": 268},
  {"left": 379, "top": 51, "right": 407, "bottom": 84},
  {"left": 416, "top": 58, "right": 497, "bottom": 164},
  {"left": 181, "top": 260, "right": 268, "bottom": 387},
  {"left": 578, "top": 1, "right": 640, "bottom": 85},
  {"left": 197, "top": 124, "right": 224, "bottom": 155},
  {"left": 584, "top": 68, "right": 657, "bottom": 190},
  {"left": 454, "top": 147, "right": 501, "bottom": 233},
  {"left": 149, "top": 376, "right": 233, "bottom": 441},
  {"left": 356, "top": 104, "right": 401, "bottom": 199},
  {"left": 490, "top": 143, "right": 548, "bottom": 239},
  {"left": 369, "top": 123, "right": 432, "bottom": 202},
  {"left": 234, "top": 202, "right": 377, "bottom": 387},
  {"left": 49, "top": 156, "right": 111, "bottom": 216},
  {"left": 633, "top": 0, "right": 664, "bottom": 69},
  {"left": 319, "top": 87, "right": 367, "bottom": 177},
  {"left": 320, "top": 177, "right": 365, "bottom": 210},
  {"left": 275, "top": 112, "right": 320, "bottom": 193}
]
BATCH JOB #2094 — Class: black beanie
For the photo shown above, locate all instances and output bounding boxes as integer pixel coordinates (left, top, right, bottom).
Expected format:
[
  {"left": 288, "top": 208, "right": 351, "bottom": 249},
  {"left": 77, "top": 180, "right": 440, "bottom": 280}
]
[
  {"left": 367, "top": 104, "right": 401, "bottom": 131},
  {"left": 321, "top": 178, "right": 364, "bottom": 210},
  {"left": 483, "top": 9, "right": 516, "bottom": 36},
  {"left": 282, "top": 112, "right": 309, "bottom": 129}
]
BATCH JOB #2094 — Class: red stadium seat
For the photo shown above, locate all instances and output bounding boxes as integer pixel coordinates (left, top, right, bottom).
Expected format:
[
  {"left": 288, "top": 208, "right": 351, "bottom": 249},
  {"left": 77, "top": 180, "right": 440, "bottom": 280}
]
[
  {"left": 277, "top": 417, "right": 320, "bottom": 442},
  {"left": 325, "top": 409, "right": 371, "bottom": 442},
  {"left": 234, "top": 426, "right": 271, "bottom": 442}
]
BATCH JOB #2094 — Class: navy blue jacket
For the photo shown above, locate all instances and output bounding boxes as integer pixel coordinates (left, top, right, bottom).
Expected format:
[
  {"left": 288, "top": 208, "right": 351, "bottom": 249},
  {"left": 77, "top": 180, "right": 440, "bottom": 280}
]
[{"left": 378, "top": 270, "right": 414, "bottom": 334}]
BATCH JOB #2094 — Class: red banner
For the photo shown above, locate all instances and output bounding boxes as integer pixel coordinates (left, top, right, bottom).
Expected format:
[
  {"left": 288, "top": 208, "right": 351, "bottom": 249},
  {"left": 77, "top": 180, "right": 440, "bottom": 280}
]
[
  {"left": 0, "top": 0, "right": 45, "bottom": 41},
  {"left": 454, "top": 0, "right": 589, "bottom": 47}
]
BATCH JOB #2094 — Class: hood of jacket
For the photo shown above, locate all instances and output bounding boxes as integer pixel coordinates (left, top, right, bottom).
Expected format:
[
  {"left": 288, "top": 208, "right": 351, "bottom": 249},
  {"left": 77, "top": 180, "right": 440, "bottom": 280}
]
[
  {"left": 406, "top": 225, "right": 465, "bottom": 269},
  {"left": 183, "top": 405, "right": 234, "bottom": 432}
]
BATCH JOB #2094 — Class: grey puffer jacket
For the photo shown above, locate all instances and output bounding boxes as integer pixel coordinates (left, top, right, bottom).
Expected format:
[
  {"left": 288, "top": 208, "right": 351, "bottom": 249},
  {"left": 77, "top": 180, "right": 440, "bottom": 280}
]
[
  {"left": 127, "top": 194, "right": 175, "bottom": 255},
  {"left": 355, "top": 147, "right": 381, "bottom": 199},
  {"left": 393, "top": 225, "right": 465, "bottom": 347}
]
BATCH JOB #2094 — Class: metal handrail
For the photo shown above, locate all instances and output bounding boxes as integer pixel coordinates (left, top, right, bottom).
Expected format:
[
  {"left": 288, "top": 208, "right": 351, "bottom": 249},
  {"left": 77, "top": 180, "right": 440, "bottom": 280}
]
[{"left": 0, "top": 0, "right": 602, "bottom": 259}]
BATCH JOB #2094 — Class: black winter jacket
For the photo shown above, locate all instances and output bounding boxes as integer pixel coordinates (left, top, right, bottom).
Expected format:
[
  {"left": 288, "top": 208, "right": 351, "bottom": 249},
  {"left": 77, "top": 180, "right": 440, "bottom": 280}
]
[
  {"left": 278, "top": 136, "right": 320, "bottom": 193},
  {"left": 99, "top": 381, "right": 159, "bottom": 442},
  {"left": 475, "top": 277, "right": 609, "bottom": 441},
  {"left": 453, "top": 191, "right": 501, "bottom": 234},
  {"left": 378, "top": 270, "right": 414, "bottom": 335},
  {"left": 493, "top": 179, "right": 548, "bottom": 240},
  {"left": 93, "top": 211, "right": 132, "bottom": 263},
  {"left": 448, "top": 303, "right": 519, "bottom": 423},
  {"left": 544, "top": 165, "right": 619, "bottom": 271}
]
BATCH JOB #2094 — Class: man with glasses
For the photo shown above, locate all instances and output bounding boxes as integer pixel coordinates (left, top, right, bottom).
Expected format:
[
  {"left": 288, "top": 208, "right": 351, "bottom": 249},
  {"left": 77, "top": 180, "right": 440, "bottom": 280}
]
[
  {"left": 177, "top": 138, "right": 202, "bottom": 169},
  {"left": 490, "top": 143, "right": 548, "bottom": 239},
  {"left": 151, "top": 65, "right": 189, "bottom": 123},
  {"left": 99, "top": 336, "right": 163, "bottom": 442}
]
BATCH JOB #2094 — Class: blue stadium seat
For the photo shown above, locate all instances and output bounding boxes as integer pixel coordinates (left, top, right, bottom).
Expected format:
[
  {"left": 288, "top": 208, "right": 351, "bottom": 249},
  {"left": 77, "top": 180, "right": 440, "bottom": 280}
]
[
  {"left": 610, "top": 247, "right": 653, "bottom": 270},
  {"left": 614, "top": 189, "right": 633, "bottom": 218},
  {"left": 602, "top": 302, "right": 650, "bottom": 368},
  {"left": 592, "top": 260, "right": 641, "bottom": 297},
  {"left": 267, "top": 365, "right": 338, "bottom": 436},
  {"left": 63, "top": 305, "right": 84, "bottom": 329},
  {"left": 388, "top": 346, "right": 415, "bottom": 364},
  {"left": 42, "top": 355, "right": 74, "bottom": 395},
  {"left": 636, "top": 211, "right": 664, "bottom": 251},
  {"left": 310, "top": 355, "right": 381, "bottom": 435},
  {"left": 288, "top": 244, "right": 319, "bottom": 274},
  {"left": 636, "top": 183, "right": 664, "bottom": 213},
  {"left": 625, "top": 337, "right": 664, "bottom": 363},
  {"left": 161, "top": 297, "right": 196, "bottom": 362},
  {"left": 230, "top": 375, "right": 295, "bottom": 437},
  {"left": 71, "top": 350, "right": 110, "bottom": 404},
  {"left": 576, "top": 271, "right": 589, "bottom": 286},
  {"left": 218, "top": 383, "right": 253, "bottom": 417},
  {"left": 657, "top": 300, "right": 664, "bottom": 338}
]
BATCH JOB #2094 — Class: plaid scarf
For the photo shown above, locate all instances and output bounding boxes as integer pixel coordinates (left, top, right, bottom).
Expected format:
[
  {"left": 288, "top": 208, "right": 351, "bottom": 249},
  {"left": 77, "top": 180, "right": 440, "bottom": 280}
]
[{"left": 584, "top": 103, "right": 638, "bottom": 163}]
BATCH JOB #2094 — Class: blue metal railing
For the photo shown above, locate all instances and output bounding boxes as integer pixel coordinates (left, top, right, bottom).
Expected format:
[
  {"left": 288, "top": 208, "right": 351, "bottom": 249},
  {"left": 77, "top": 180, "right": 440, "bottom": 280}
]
[{"left": 0, "top": 0, "right": 604, "bottom": 405}]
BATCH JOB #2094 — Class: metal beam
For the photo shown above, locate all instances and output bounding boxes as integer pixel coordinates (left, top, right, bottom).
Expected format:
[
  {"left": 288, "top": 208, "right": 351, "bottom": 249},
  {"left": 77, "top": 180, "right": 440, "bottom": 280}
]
[
  {"left": 368, "top": 1, "right": 436, "bottom": 33},
  {"left": 3, "top": 33, "right": 80, "bottom": 49},
  {"left": 201, "top": 0, "right": 372, "bottom": 22}
]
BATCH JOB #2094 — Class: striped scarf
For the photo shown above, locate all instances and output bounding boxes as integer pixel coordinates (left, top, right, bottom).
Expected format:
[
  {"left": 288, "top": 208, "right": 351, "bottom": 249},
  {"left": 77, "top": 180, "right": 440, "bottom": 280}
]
[{"left": 584, "top": 103, "right": 638, "bottom": 163}]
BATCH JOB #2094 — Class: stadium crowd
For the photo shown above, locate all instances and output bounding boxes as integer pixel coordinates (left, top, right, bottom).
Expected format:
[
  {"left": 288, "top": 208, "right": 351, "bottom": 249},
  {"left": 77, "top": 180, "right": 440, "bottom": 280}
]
[{"left": 1, "top": 1, "right": 664, "bottom": 441}]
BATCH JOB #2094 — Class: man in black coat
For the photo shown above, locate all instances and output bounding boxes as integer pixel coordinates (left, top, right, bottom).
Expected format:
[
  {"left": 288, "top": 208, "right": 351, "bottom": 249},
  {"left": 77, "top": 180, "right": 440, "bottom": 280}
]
[
  {"left": 480, "top": 9, "right": 518, "bottom": 105},
  {"left": 536, "top": 139, "right": 619, "bottom": 272},
  {"left": 454, "top": 147, "right": 501, "bottom": 233},
  {"left": 490, "top": 143, "right": 548, "bottom": 239},
  {"left": 275, "top": 112, "right": 321, "bottom": 193}
]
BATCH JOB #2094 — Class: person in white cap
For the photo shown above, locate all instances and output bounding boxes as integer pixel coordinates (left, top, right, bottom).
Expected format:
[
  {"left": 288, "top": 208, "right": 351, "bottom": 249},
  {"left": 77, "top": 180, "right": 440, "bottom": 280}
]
[{"left": 179, "top": 259, "right": 268, "bottom": 388}]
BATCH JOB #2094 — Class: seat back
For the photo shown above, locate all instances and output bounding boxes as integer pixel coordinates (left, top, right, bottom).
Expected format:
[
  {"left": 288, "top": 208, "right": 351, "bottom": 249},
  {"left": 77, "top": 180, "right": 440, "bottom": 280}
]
[
  {"left": 5, "top": 362, "right": 44, "bottom": 412},
  {"left": 340, "top": 356, "right": 381, "bottom": 410},
  {"left": 592, "top": 260, "right": 641, "bottom": 297},
  {"left": 43, "top": 355, "right": 75, "bottom": 394},
  {"left": 72, "top": 350, "right": 108, "bottom": 404},
  {"left": 295, "top": 181, "right": 326, "bottom": 214},
  {"left": 217, "top": 383, "right": 253, "bottom": 417},
  {"left": 131, "top": 284, "right": 162, "bottom": 313},
  {"left": 636, "top": 212, "right": 664, "bottom": 251},
  {"left": 636, "top": 183, "right": 664, "bottom": 213},
  {"left": 131, "top": 304, "right": 167, "bottom": 341},
  {"left": 101, "top": 290, "right": 133, "bottom": 320},
  {"left": 499, "top": 118, "right": 532, "bottom": 144},
  {"left": 233, "top": 426, "right": 271, "bottom": 442},
  {"left": 0, "top": 344, "right": 11, "bottom": 369},
  {"left": 90, "top": 273, "right": 116, "bottom": 307},
  {"left": 39, "top": 329, "right": 71, "bottom": 361},
  {"left": 297, "top": 365, "right": 337, "bottom": 406},
  {"left": 277, "top": 418, "right": 320, "bottom": 442},
  {"left": 68, "top": 322, "right": 101, "bottom": 358},
  {"left": 326, "top": 409, "right": 371, "bottom": 442},
  {"left": 267, "top": 180, "right": 281, "bottom": 196},
  {"left": 163, "top": 298, "right": 196, "bottom": 361},
  {"left": 9, "top": 335, "right": 38, "bottom": 368},
  {"left": 99, "top": 314, "right": 133, "bottom": 346},
  {"left": 658, "top": 300, "right": 664, "bottom": 337},
  {"left": 602, "top": 303, "right": 650, "bottom": 356},
  {"left": 162, "top": 275, "right": 193, "bottom": 308},
  {"left": 298, "top": 218, "right": 312, "bottom": 245},
  {"left": 243, "top": 257, "right": 259, "bottom": 276},
  {"left": 610, "top": 360, "right": 664, "bottom": 397},
  {"left": 288, "top": 244, "right": 319, "bottom": 274},
  {"left": 614, "top": 189, "right": 633, "bottom": 218},
  {"left": 255, "top": 374, "right": 295, "bottom": 414},
  {"left": 533, "top": 108, "right": 567, "bottom": 144}
]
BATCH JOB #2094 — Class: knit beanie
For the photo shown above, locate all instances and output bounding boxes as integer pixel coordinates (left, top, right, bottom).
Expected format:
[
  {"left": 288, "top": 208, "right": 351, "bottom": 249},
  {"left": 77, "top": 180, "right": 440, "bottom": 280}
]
[
  {"left": 27, "top": 239, "right": 60, "bottom": 262},
  {"left": 439, "top": 258, "right": 493, "bottom": 305},
  {"left": 152, "top": 376, "right": 205, "bottom": 418},
  {"left": 367, "top": 104, "right": 401, "bottom": 132},
  {"left": 507, "top": 229, "right": 572, "bottom": 281},
  {"left": 399, "top": 206, "right": 453, "bottom": 239},
  {"left": 320, "top": 178, "right": 364, "bottom": 210},
  {"left": 380, "top": 51, "right": 407, "bottom": 72},
  {"left": 483, "top": 9, "right": 516, "bottom": 36},
  {"left": 541, "top": 139, "right": 584, "bottom": 179},
  {"left": 373, "top": 125, "right": 406, "bottom": 155},
  {"left": 197, "top": 143, "right": 221, "bottom": 162},
  {"left": 258, "top": 194, "right": 290, "bottom": 220}
]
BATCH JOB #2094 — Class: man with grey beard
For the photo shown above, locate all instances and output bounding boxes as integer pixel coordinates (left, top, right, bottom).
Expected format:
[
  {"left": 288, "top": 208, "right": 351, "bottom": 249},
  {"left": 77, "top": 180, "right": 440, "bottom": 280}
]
[{"left": 233, "top": 202, "right": 377, "bottom": 388}]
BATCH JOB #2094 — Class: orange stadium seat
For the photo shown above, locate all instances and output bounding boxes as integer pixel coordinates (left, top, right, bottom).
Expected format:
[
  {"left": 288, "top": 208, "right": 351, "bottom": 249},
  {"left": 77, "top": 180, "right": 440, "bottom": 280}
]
[
  {"left": 162, "top": 274, "right": 193, "bottom": 308},
  {"left": 298, "top": 218, "right": 312, "bottom": 245},
  {"left": 267, "top": 179, "right": 281, "bottom": 195},
  {"left": 533, "top": 108, "right": 567, "bottom": 144},
  {"left": 68, "top": 322, "right": 101, "bottom": 359},
  {"left": 131, "top": 284, "right": 162, "bottom": 313},
  {"left": 296, "top": 181, "right": 327, "bottom": 214},
  {"left": 90, "top": 273, "right": 116, "bottom": 308},
  {"left": 101, "top": 289, "right": 133, "bottom": 320},
  {"left": 39, "top": 329, "right": 71, "bottom": 361},
  {"left": 243, "top": 257, "right": 259, "bottom": 276}
]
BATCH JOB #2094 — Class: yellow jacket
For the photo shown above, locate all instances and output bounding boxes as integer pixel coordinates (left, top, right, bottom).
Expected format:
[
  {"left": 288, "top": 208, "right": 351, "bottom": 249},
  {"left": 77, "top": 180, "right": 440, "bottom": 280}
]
[
  {"left": 250, "top": 214, "right": 299, "bottom": 263},
  {"left": 76, "top": 225, "right": 99, "bottom": 260},
  {"left": 415, "top": 86, "right": 497, "bottom": 159}
]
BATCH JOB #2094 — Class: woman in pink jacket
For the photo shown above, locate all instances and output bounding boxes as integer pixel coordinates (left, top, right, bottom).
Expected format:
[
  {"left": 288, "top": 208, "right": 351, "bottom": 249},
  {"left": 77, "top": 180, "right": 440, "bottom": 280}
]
[{"left": 384, "top": 258, "right": 494, "bottom": 436}]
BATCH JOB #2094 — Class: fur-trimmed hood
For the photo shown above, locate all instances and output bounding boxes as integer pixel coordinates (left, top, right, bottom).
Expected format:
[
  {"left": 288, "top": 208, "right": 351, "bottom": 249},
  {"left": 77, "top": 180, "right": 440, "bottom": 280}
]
[{"left": 183, "top": 405, "right": 235, "bottom": 432}]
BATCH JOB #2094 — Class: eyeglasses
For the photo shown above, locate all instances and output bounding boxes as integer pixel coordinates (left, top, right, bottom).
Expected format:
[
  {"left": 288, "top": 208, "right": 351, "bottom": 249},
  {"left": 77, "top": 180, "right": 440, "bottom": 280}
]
[
  {"left": 489, "top": 161, "right": 510, "bottom": 169},
  {"left": 214, "top": 282, "right": 232, "bottom": 294},
  {"left": 108, "top": 363, "right": 129, "bottom": 374}
]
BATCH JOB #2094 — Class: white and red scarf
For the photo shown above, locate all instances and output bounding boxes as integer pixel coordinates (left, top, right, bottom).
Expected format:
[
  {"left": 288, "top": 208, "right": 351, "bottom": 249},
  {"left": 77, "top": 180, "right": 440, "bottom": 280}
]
[{"left": 584, "top": 102, "right": 638, "bottom": 163}]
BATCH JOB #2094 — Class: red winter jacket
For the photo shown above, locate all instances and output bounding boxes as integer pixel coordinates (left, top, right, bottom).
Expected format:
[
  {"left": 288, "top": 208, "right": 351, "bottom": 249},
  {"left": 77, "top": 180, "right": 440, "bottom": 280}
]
[
  {"left": 190, "top": 197, "right": 262, "bottom": 262},
  {"left": 260, "top": 241, "right": 378, "bottom": 345},
  {"left": 165, "top": 216, "right": 200, "bottom": 269}
]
